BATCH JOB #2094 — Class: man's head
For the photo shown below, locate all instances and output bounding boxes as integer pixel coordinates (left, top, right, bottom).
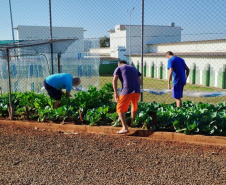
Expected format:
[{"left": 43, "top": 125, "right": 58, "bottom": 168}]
[
  {"left": 72, "top": 78, "right": 81, "bottom": 87},
  {"left": 118, "top": 60, "right": 127, "bottom": 66},
  {"left": 166, "top": 51, "right": 174, "bottom": 59}
]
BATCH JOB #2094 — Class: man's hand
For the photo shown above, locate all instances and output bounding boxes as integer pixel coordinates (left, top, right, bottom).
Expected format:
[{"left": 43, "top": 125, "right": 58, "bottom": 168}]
[
  {"left": 168, "top": 83, "right": 171, "bottom": 90},
  {"left": 114, "top": 93, "right": 119, "bottom": 102}
]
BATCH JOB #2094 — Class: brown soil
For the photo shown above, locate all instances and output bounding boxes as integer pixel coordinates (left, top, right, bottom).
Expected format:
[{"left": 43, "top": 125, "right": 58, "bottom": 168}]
[{"left": 0, "top": 124, "right": 225, "bottom": 185}]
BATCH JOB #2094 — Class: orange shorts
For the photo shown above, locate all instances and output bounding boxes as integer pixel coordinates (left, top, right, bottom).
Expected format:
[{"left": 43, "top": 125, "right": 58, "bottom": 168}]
[{"left": 117, "top": 93, "right": 140, "bottom": 113}]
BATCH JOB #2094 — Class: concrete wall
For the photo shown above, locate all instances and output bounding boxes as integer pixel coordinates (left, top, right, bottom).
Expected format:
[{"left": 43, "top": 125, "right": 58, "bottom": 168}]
[{"left": 129, "top": 55, "right": 226, "bottom": 89}]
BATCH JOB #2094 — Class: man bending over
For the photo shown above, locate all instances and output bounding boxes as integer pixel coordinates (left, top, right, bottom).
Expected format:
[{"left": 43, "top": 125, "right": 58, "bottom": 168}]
[{"left": 43, "top": 73, "right": 81, "bottom": 109}]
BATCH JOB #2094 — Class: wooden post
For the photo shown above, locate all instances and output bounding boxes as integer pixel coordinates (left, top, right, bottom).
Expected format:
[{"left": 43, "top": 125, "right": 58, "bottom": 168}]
[
  {"left": 25, "top": 106, "right": 30, "bottom": 120},
  {"left": 79, "top": 109, "right": 83, "bottom": 123},
  {"left": 152, "top": 112, "right": 157, "bottom": 128}
]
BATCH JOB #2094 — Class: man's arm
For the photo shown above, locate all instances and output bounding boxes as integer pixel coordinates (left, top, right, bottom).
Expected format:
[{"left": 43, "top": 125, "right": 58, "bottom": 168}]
[
  {"left": 113, "top": 75, "right": 119, "bottom": 102},
  {"left": 185, "top": 65, "right": 190, "bottom": 80},
  {"left": 168, "top": 68, "right": 173, "bottom": 90}
]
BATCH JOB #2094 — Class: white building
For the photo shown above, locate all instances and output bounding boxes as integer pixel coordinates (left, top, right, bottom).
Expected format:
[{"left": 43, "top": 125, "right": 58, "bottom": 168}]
[
  {"left": 15, "top": 25, "right": 85, "bottom": 54},
  {"left": 129, "top": 39, "right": 226, "bottom": 89},
  {"left": 109, "top": 24, "right": 181, "bottom": 60}
]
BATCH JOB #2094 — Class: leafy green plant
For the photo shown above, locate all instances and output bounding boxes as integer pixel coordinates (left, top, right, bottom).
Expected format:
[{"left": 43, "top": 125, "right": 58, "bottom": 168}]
[{"left": 0, "top": 85, "right": 225, "bottom": 136}]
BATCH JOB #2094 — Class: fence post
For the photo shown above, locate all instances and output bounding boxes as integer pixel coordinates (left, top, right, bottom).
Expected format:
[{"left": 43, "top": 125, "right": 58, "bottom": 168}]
[
  {"left": 144, "top": 62, "right": 146, "bottom": 77},
  {"left": 49, "top": 0, "right": 54, "bottom": 74},
  {"left": 222, "top": 64, "right": 226, "bottom": 89},
  {"left": 6, "top": 48, "right": 13, "bottom": 120},
  {"left": 140, "top": 0, "right": 144, "bottom": 102},
  {"left": 151, "top": 62, "right": 154, "bottom": 78},
  {"left": 192, "top": 63, "right": 196, "bottom": 84},
  {"left": 159, "top": 62, "right": 163, "bottom": 79},
  {"left": 57, "top": 53, "right": 61, "bottom": 73},
  {"left": 205, "top": 63, "right": 210, "bottom": 86}
]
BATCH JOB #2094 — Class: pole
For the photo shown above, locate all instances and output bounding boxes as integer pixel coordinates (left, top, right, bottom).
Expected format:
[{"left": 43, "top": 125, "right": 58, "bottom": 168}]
[
  {"left": 49, "top": 0, "right": 54, "bottom": 74},
  {"left": 9, "top": 0, "right": 15, "bottom": 41},
  {"left": 57, "top": 53, "right": 61, "bottom": 73},
  {"left": 126, "top": 7, "right": 134, "bottom": 64},
  {"left": 129, "top": 13, "right": 131, "bottom": 64},
  {"left": 140, "top": 0, "right": 144, "bottom": 102},
  {"left": 6, "top": 48, "right": 13, "bottom": 119}
]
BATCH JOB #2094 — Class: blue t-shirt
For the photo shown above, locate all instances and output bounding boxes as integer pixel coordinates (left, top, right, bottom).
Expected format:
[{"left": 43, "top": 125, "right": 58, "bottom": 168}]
[
  {"left": 167, "top": 56, "right": 187, "bottom": 85},
  {"left": 113, "top": 65, "right": 141, "bottom": 95},
  {"left": 46, "top": 73, "right": 73, "bottom": 92}
]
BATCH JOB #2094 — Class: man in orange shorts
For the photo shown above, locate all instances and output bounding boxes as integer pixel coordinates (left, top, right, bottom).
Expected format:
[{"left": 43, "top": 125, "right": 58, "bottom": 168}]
[{"left": 113, "top": 60, "right": 142, "bottom": 134}]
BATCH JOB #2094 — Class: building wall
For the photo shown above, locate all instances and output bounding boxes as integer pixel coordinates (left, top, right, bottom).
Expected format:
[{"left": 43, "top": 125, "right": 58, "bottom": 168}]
[
  {"left": 110, "top": 24, "right": 181, "bottom": 60},
  {"left": 129, "top": 55, "right": 226, "bottom": 89}
]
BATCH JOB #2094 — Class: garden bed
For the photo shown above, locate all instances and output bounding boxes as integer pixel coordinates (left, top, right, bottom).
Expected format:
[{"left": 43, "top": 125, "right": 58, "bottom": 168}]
[{"left": 0, "top": 83, "right": 225, "bottom": 136}]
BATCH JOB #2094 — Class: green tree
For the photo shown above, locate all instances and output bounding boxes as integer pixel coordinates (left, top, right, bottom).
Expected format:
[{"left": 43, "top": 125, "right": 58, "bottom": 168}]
[{"left": 100, "top": 36, "right": 110, "bottom": 47}]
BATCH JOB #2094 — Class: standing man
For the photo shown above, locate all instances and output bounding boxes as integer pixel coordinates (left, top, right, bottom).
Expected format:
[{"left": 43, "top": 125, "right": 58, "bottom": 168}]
[
  {"left": 166, "top": 51, "right": 190, "bottom": 107},
  {"left": 113, "top": 60, "right": 142, "bottom": 134},
  {"left": 43, "top": 73, "right": 81, "bottom": 109}
]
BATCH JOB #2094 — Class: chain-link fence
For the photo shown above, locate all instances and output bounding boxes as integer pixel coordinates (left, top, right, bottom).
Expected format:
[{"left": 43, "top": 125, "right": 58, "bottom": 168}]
[{"left": 0, "top": 0, "right": 226, "bottom": 104}]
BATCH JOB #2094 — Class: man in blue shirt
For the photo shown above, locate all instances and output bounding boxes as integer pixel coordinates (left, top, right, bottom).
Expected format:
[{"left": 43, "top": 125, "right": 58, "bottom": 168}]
[
  {"left": 166, "top": 51, "right": 190, "bottom": 107},
  {"left": 43, "top": 73, "right": 81, "bottom": 108}
]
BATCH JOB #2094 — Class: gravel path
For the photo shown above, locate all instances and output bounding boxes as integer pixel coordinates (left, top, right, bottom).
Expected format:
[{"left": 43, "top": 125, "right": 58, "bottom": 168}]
[{"left": 0, "top": 124, "right": 225, "bottom": 185}]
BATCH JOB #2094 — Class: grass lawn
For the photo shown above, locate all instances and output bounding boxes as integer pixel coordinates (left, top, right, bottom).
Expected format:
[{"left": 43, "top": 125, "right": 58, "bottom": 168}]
[{"left": 99, "top": 76, "right": 226, "bottom": 104}]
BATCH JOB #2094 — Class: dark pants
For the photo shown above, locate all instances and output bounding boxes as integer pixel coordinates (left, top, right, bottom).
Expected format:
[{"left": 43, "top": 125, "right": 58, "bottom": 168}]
[{"left": 43, "top": 80, "right": 62, "bottom": 100}]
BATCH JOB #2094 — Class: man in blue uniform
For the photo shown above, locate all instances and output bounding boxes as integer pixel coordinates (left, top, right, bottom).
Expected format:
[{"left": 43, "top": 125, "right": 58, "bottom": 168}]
[
  {"left": 43, "top": 73, "right": 81, "bottom": 108},
  {"left": 166, "top": 51, "right": 190, "bottom": 107}
]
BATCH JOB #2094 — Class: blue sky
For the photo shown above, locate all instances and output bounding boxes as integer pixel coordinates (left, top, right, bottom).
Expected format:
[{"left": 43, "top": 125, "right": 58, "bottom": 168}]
[{"left": 1, "top": 0, "right": 226, "bottom": 41}]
